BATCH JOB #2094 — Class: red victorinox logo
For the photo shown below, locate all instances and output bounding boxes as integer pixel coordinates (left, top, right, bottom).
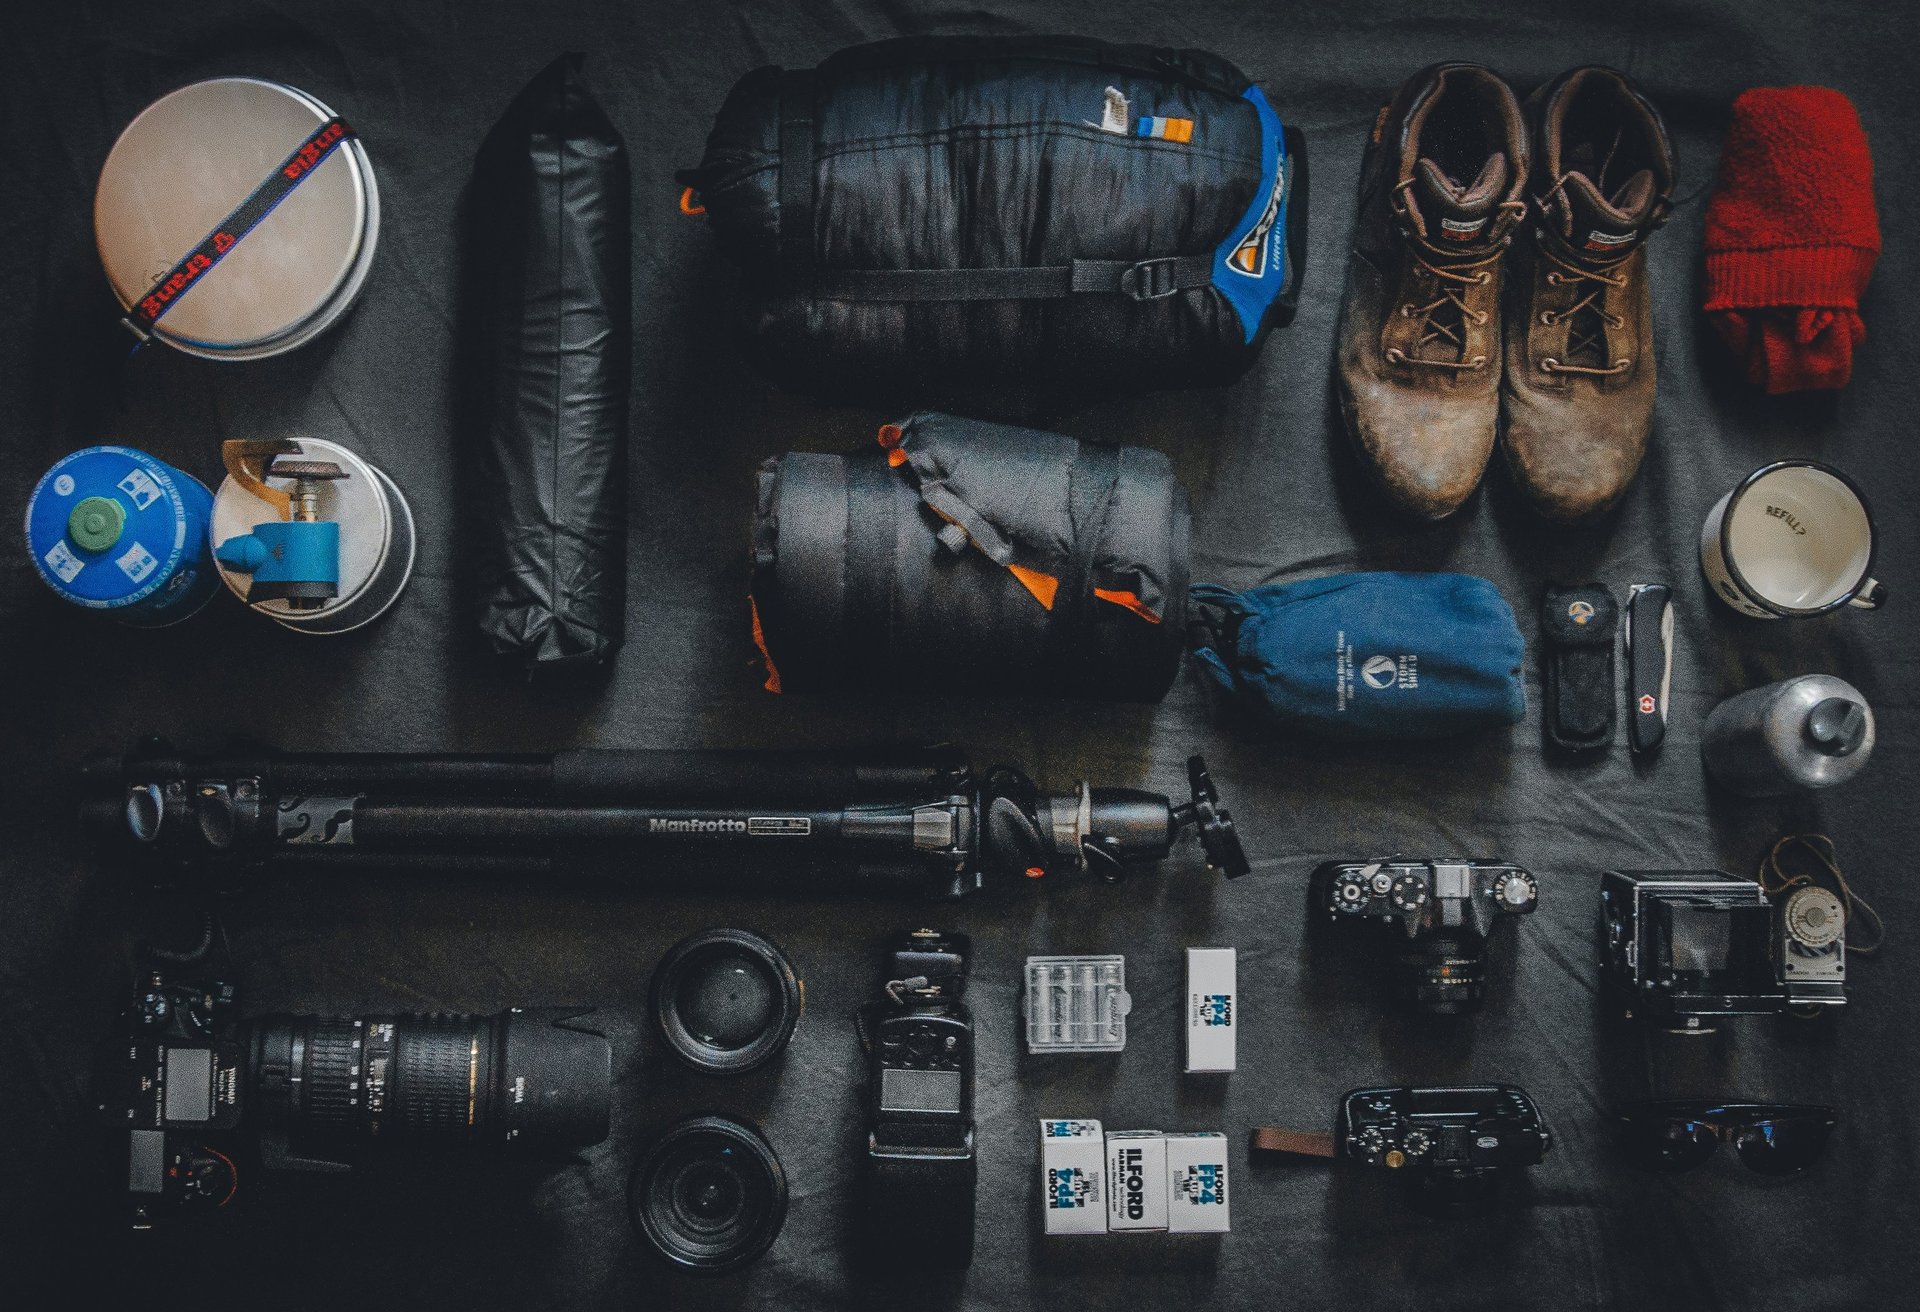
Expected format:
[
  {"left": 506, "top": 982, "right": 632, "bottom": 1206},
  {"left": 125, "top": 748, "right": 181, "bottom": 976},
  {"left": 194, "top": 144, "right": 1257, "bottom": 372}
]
[{"left": 1638, "top": 694, "right": 1656, "bottom": 715}]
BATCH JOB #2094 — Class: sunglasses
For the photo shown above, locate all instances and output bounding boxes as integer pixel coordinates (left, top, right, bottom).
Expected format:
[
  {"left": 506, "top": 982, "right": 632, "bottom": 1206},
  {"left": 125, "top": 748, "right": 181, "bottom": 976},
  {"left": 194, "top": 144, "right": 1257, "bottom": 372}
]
[{"left": 1614, "top": 1102, "right": 1838, "bottom": 1176}]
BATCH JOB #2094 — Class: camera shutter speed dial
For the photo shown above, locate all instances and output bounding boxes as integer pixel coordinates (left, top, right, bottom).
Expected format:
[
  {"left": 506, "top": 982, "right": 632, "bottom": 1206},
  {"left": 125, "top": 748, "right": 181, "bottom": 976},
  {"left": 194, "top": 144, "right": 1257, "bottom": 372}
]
[
  {"left": 1355, "top": 1125, "right": 1387, "bottom": 1158},
  {"left": 1492, "top": 869, "right": 1538, "bottom": 911},
  {"left": 1332, "top": 871, "right": 1373, "bottom": 911},
  {"left": 1402, "top": 1129, "right": 1432, "bottom": 1158}
]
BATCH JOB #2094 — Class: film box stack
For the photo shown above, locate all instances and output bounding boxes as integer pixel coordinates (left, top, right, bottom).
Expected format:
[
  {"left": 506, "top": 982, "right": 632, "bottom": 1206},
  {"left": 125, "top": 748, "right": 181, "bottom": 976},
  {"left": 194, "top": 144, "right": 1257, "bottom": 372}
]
[{"left": 1039, "top": 1122, "right": 1230, "bottom": 1235}]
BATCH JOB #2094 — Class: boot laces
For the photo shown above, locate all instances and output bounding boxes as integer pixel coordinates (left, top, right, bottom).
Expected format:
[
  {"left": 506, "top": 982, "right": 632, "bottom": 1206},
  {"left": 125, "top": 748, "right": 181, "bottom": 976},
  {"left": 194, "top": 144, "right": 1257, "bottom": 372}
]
[
  {"left": 1385, "top": 186, "right": 1523, "bottom": 373},
  {"left": 1534, "top": 171, "right": 1635, "bottom": 378}
]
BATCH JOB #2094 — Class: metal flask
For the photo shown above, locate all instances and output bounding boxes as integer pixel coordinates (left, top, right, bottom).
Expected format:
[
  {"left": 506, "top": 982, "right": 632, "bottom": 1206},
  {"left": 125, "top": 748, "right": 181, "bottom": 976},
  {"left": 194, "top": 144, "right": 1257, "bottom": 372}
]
[{"left": 1701, "top": 674, "right": 1875, "bottom": 797}]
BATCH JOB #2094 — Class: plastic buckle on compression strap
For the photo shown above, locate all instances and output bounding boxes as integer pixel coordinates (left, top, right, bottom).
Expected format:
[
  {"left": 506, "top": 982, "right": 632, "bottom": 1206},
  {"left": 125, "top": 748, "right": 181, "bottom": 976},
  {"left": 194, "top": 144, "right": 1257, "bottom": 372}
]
[{"left": 1119, "top": 257, "right": 1185, "bottom": 301}]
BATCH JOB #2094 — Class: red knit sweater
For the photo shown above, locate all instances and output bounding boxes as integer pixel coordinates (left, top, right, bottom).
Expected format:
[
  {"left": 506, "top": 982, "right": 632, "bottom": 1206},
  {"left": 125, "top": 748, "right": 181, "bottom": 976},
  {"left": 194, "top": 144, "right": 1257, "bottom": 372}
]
[{"left": 1703, "top": 86, "right": 1880, "bottom": 393}]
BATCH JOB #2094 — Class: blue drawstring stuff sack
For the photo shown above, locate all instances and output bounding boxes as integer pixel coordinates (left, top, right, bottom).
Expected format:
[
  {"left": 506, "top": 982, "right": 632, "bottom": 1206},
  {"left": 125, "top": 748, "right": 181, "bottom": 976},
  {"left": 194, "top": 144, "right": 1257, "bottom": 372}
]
[{"left": 1188, "top": 572, "right": 1527, "bottom": 740}]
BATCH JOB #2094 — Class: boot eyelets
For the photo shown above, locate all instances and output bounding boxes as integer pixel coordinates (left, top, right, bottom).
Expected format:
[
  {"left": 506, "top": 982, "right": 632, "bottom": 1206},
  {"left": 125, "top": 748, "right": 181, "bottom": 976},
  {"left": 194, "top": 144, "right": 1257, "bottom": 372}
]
[
  {"left": 1539, "top": 311, "right": 1556, "bottom": 326},
  {"left": 1539, "top": 358, "right": 1559, "bottom": 373},
  {"left": 1606, "top": 313, "right": 1625, "bottom": 329},
  {"left": 1474, "top": 311, "right": 1490, "bottom": 325},
  {"left": 1384, "top": 347, "right": 1407, "bottom": 364},
  {"left": 1546, "top": 272, "right": 1564, "bottom": 286},
  {"left": 1475, "top": 272, "right": 1492, "bottom": 285},
  {"left": 1400, "top": 306, "right": 1412, "bottom": 318}
]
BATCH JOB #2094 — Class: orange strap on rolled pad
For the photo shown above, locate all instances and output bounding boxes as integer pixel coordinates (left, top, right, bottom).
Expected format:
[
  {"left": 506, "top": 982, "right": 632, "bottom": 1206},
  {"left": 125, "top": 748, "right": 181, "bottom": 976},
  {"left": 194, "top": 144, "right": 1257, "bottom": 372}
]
[{"left": 1249, "top": 1127, "right": 1337, "bottom": 1158}]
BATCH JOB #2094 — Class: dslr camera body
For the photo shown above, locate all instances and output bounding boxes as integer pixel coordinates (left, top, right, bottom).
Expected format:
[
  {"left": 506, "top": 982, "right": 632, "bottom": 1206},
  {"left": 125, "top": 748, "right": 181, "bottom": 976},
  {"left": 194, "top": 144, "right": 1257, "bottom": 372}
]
[
  {"left": 1337, "top": 1084, "right": 1552, "bottom": 1209},
  {"left": 1311, "top": 858, "right": 1538, "bottom": 1013},
  {"left": 96, "top": 970, "right": 612, "bottom": 1228},
  {"left": 859, "top": 930, "right": 976, "bottom": 1269},
  {"left": 1600, "top": 869, "right": 1846, "bottom": 1027},
  {"left": 98, "top": 973, "right": 246, "bottom": 1227}
]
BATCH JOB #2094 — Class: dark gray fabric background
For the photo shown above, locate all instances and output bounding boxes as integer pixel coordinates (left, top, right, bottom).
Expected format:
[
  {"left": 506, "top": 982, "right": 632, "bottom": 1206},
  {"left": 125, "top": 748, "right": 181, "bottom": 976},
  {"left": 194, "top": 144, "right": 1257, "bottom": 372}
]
[{"left": 2, "top": 2, "right": 1915, "bottom": 1308}]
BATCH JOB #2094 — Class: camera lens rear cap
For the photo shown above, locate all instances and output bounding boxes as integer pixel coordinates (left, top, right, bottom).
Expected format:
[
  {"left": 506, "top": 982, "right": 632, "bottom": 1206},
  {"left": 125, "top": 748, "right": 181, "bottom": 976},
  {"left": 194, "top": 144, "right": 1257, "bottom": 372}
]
[{"left": 651, "top": 929, "right": 803, "bottom": 1075}]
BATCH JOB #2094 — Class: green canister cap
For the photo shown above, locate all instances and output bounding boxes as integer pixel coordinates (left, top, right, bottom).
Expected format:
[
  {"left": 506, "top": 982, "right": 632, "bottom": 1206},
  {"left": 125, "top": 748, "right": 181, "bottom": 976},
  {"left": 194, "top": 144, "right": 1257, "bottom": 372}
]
[{"left": 68, "top": 496, "right": 127, "bottom": 552}]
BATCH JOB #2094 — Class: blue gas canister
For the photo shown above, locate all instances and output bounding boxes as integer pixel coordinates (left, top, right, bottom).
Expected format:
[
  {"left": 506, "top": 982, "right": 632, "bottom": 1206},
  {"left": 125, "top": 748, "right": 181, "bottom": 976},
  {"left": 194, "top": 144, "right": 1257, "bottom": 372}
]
[{"left": 24, "top": 446, "right": 218, "bottom": 625}]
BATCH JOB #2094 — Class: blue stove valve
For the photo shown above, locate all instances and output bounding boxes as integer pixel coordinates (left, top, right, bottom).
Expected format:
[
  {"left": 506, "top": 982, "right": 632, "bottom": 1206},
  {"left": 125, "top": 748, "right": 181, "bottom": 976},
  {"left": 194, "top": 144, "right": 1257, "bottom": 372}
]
[{"left": 214, "top": 441, "right": 348, "bottom": 610}]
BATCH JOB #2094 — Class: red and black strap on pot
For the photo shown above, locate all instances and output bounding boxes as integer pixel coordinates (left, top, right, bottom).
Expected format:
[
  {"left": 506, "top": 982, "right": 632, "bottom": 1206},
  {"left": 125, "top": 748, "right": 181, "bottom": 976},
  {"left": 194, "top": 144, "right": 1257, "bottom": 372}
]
[{"left": 119, "top": 116, "right": 357, "bottom": 343}]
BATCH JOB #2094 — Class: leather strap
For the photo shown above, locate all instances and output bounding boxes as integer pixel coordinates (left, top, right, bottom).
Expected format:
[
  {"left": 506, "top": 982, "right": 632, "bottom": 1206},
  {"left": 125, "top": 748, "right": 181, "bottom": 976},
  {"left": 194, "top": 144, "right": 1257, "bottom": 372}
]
[{"left": 1250, "top": 1126, "right": 1336, "bottom": 1158}]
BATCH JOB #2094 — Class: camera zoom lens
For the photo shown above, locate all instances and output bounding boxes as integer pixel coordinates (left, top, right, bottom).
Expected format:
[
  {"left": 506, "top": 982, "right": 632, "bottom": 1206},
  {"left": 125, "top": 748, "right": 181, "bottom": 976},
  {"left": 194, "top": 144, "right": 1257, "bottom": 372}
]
[
  {"left": 247, "top": 1007, "right": 610, "bottom": 1150},
  {"left": 630, "top": 1116, "right": 789, "bottom": 1274}
]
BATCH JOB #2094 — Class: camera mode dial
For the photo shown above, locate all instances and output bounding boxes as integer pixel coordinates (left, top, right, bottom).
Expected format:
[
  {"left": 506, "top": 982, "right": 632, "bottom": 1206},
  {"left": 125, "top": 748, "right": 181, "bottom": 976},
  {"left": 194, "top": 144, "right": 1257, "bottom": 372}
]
[{"left": 1390, "top": 873, "right": 1428, "bottom": 914}]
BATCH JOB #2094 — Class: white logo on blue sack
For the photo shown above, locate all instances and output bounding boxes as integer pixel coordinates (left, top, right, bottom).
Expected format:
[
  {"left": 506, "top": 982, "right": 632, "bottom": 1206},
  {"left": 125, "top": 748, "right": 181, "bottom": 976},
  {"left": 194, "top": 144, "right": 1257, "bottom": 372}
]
[{"left": 1362, "top": 654, "right": 1421, "bottom": 691}]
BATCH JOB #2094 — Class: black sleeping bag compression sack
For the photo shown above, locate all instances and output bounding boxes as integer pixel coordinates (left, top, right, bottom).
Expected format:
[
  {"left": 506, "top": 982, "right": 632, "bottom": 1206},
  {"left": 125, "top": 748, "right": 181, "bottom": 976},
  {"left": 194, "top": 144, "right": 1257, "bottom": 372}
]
[
  {"left": 752, "top": 412, "right": 1190, "bottom": 701},
  {"left": 468, "top": 55, "right": 631, "bottom": 671},
  {"left": 680, "top": 35, "right": 1306, "bottom": 400}
]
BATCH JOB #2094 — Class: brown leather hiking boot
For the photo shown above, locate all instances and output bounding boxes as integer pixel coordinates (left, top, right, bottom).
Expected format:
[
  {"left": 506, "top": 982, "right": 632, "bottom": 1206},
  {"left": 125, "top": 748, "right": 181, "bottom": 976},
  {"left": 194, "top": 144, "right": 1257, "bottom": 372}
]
[
  {"left": 1336, "top": 63, "right": 1529, "bottom": 519},
  {"left": 1502, "top": 67, "right": 1676, "bottom": 521}
]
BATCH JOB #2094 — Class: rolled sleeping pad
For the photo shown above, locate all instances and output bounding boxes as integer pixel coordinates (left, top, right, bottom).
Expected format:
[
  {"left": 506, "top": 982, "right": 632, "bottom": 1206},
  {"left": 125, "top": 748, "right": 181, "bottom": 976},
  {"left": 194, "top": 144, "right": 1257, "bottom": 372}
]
[
  {"left": 751, "top": 412, "right": 1190, "bottom": 700},
  {"left": 678, "top": 34, "right": 1306, "bottom": 405}
]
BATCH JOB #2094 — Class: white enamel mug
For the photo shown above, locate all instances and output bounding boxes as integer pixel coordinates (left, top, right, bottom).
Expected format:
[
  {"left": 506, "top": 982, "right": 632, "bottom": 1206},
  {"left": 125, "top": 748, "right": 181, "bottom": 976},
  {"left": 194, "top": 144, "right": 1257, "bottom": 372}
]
[{"left": 1700, "top": 461, "right": 1884, "bottom": 619}]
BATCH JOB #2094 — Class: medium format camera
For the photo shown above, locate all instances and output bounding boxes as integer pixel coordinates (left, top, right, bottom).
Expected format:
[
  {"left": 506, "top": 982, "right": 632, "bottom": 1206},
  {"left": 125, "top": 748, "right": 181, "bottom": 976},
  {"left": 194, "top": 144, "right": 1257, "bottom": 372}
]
[
  {"left": 1311, "top": 858, "right": 1539, "bottom": 1013},
  {"left": 96, "top": 971, "right": 612, "bottom": 1228},
  {"left": 1337, "top": 1084, "right": 1552, "bottom": 1209},
  {"left": 1600, "top": 869, "right": 1846, "bottom": 1027},
  {"left": 858, "top": 930, "right": 976, "bottom": 1269}
]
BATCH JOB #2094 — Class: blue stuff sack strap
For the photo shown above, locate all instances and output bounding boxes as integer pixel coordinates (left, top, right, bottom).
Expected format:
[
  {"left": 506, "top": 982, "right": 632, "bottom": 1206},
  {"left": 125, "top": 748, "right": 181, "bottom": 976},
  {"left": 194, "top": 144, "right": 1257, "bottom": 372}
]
[{"left": 120, "top": 116, "right": 356, "bottom": 342}]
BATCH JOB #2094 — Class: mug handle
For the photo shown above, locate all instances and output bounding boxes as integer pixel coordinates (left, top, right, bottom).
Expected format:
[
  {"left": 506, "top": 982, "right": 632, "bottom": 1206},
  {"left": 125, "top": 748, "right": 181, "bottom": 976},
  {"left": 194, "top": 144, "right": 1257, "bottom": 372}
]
[{"left": 1848, "top": 578, "right": 1886, "bottom": 610}]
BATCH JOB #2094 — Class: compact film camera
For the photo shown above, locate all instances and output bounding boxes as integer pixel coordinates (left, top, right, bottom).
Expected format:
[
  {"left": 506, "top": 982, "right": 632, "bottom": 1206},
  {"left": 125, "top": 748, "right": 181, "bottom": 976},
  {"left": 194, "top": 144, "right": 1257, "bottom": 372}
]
[
  {"left": 96, "top": 970, "right": 612, "bottom": 1228},
  {"left": 1600, "top": 868, "right": 1846, "bottom": 1027},
  {"left": 1311, "top": 858, "right": 1539, "bottom": 1012},
  {"left": 1336, "top": 1084, "right": 1553, "bottom": 1208}
]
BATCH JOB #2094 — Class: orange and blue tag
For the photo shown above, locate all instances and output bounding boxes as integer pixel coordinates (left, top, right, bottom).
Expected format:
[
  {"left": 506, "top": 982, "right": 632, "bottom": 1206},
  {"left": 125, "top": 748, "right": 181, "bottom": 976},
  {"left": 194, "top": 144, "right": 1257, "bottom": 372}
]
[{"left": 1137, "top": 115, "right": 1194, "bottom": 143}]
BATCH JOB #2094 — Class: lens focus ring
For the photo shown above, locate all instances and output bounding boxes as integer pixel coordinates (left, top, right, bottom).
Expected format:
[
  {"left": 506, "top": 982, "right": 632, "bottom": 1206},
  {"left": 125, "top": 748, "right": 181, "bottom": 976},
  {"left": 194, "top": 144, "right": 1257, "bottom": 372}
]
[{"left": 300, "top": 1018, "right": 366, "bottom": 1132}]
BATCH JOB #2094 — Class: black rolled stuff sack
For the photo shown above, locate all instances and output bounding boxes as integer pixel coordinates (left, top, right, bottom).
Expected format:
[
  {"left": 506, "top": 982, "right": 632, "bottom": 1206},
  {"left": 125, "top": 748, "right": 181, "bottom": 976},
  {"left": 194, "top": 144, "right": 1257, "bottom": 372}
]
[
  {"left": 679, "top": 35, "right": 1305, "bottom": 403},
  {"left": 752, "top": 412, "right": 1190, "bottom": 701},
  {"left": 468, "top": 54, "right": 631, "bottom": 670}
]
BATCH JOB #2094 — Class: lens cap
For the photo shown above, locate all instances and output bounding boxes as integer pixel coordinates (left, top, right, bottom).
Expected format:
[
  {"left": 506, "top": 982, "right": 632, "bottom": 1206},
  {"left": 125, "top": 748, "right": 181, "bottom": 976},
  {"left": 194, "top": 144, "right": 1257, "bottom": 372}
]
[
  {"left": 651, "top": 929, "right": 802, "bottom": 1075},
  {"left": 629, "top": 1116, "right": 788, "bottom": 1274}
]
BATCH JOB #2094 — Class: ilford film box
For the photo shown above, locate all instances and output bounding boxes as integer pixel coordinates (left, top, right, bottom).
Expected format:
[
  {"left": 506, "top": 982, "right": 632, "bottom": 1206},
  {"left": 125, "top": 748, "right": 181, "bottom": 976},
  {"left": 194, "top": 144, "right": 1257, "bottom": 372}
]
[
  {"left": 1185, "top": 947, "right": 1237, "bottom": 1073},
  {"left": 1040, "top": 1118, "right": 1107, "bottom": 1234},
  {"left": 1164, "top": 1131, "right": 1231, "bottom": 1233},
  {"left": 1104, "top": 1130, "right": 1169, "bottom": 1232}
]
